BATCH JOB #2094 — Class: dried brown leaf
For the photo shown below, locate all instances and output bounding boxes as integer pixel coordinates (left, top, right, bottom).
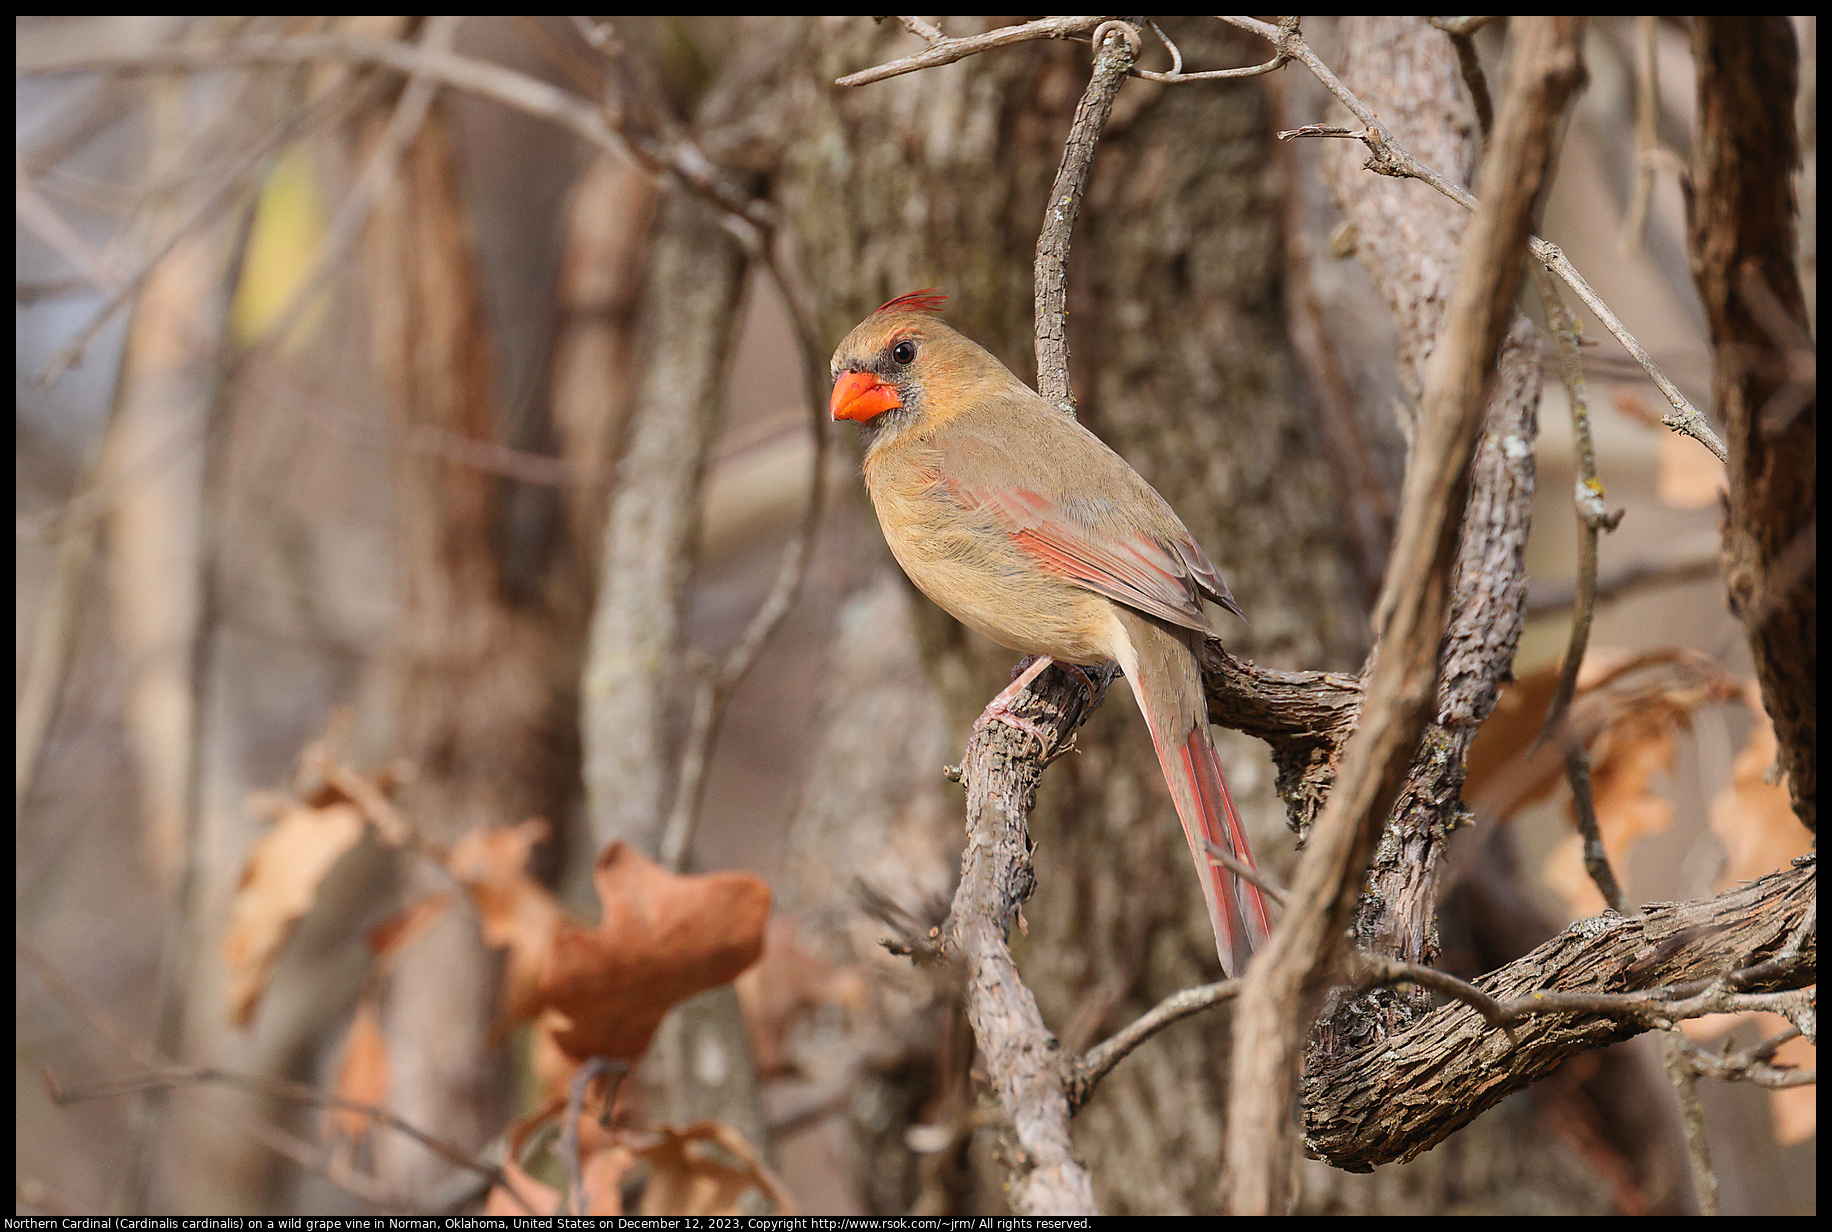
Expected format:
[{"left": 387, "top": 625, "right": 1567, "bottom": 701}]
[
  {"left": 222, "top": 801, "right": 367, "bottom": 1026},
  {"left": 535, "top": 842, "right": 771, "bottom": 1064},
  {"left": 1467, "top": 648, "right": 1742, "bottom": 822},
  {"left": 223, "top": 734, "right": 417, "bottom": 1026},
  {"left": 448, "top": 819, "right": 564, "bottom": 1022},
  {"left": 1707, "top": 690, "right": 1812, "bottom": 886},
  {"left": 1544, "top": 708, "right": 1677, "bottom": 917},
  {"left": 323, "top": 999, "right": 389, "bottom": 1146}
]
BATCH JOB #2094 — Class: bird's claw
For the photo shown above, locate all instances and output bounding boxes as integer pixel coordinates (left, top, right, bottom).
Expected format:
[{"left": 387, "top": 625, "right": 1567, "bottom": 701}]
[{"left": 975, "top": 706, "right": 1051, "bottom": 758}]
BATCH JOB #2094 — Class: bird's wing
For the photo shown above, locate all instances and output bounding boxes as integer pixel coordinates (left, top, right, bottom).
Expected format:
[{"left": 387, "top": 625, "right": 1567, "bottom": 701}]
[{"left": 932, "top": 406, "right": 1242, "bottom": 633}]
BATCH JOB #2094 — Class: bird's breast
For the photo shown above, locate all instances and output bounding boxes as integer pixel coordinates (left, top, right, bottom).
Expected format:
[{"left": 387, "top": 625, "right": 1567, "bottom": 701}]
[{"left": 862, "top": 450, "right": 1121, "bottom": 665}]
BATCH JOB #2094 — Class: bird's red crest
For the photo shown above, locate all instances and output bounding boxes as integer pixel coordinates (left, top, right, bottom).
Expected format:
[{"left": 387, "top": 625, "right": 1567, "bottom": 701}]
[{"left": 875, "top": 288, "right": 947, "bottom": 316}]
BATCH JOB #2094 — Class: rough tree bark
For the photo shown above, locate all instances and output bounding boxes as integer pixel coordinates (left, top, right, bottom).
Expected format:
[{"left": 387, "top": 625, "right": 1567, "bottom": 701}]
[
  {"left": 580, "top": 190, "right": 747, "bottom": 858},
  {"left": 1687, "top": 16, "right": 1815, "bottom": 834}
]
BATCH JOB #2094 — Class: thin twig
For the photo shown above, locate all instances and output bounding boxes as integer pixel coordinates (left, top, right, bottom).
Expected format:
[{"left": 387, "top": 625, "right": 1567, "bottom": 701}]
[
  {"left": 1230, "top": 14, "right": 1730, "bottom": 463},
  {"left": 834, "top": 16, "right": 1109, "bottom": 88},
  {"left": 1669, "top": 1028, "right": 1815, "bottom": 1088},
  {"left": 561, "top": 1058, "right": 610, "bottom": 1216},
  {"left": 16, "top": 353, "right": 129, "bottom": 818},
  {"left": 1033, "top": 19, "right": 1140, "bottom": 414},
  {"left": 1130, "top": 17, "right": 1289, "bottom": 85},
  {"left": 21, "top": 940, "right": 506, "bottom": 1212},
  {"left": 1530, "top": 266, "right": 1624, "bottom": 760},
  {"left": 1620, "top": 15, "right": 1661, "bottom": 256},
  {"left": 1203, "top": 839, "right": 1289, "bottom": 907},
  {"left": 44, "top": 1064, "right": 513, "bottom": 1191},
  {"left": 1524, "top": 552, "right": 1720, "bottom": 615},
  {"left": 1067, "top": 979, "right": 1239, "bottom": 1110},
  {"left": 1348, "top": 951, "right": 1518, "bottom": 1037},
  {"left": 16, "top": 156, "right": 124, "bottom": 293},
  {"left": 658, "top": 280, "right": 827, "bottom": 868},
  {"left": 1566, "top": 742, "right": 1628, "bottom": 911},
  {"left": 1664, "top": 1031, "right": 1722, "bottom": 1214},
  {"left": 20, "top": 34, "right": 776, "bottom": 240},
  {"left": 1493, "top": 963, "right": 1815, "bottom": 1027},
  {"left": 1437, "top": 20, "right": 1495, "bottom": 139}
]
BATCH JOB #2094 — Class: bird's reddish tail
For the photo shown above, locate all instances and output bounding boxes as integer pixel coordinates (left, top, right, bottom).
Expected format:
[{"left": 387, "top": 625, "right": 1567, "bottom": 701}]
[
  {"left": 1166, "top": 716, "right": 1275, "bottom": 976},
  {"left": 1114, "top": 609, "right": 1275, "bottom": 977}
]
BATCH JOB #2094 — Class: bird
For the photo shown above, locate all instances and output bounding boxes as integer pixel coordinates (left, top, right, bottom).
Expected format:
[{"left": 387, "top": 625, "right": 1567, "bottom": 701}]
[{"left": 829, "top": 289, "right": 1274, "bottom": 977}]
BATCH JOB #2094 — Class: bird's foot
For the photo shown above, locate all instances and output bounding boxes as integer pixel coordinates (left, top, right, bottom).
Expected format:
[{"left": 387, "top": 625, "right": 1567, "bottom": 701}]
[{"left": 975, "top": 655, "right": 1057, "bottom": 757}]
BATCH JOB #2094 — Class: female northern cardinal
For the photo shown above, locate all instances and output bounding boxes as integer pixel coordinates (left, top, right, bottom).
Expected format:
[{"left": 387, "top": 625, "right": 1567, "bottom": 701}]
[{"left": 829, "top": 290, "right": 1274, "bottom": 976}]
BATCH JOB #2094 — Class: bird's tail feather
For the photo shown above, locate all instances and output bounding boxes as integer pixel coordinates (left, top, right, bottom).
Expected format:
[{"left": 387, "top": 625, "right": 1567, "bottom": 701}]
[
  {"left": 1167, "top": 717, "right": 1274, "bottom": 976},
  {"left": 1116, "top": 610, "right": 1275, "bottom": 977}
]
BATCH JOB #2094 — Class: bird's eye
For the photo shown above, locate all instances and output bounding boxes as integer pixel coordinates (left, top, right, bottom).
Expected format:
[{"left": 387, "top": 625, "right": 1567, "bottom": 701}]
[{"left": 890, "top": 340, "right": 917, "bottom": 366}]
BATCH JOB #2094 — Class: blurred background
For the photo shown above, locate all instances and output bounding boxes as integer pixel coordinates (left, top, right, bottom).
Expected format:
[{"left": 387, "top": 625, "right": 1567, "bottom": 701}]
[{"left": 16, "top": 15, "right": 1815, "bottom": 1217}]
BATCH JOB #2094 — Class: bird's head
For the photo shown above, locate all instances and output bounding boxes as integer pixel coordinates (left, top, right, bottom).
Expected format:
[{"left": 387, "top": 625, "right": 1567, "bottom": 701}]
[{"left": 829, "top": 289, "right": 999, "bottom": 445}]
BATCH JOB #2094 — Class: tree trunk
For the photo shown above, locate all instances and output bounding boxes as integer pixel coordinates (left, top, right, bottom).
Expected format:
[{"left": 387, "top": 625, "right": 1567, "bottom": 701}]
[
  {"left": 362, "top": 95, "right": 578, "bottom": 1194},
  {"left": 785, "top": 18, "right": 1362, "bottom": 1213},
  {"left": 1687, "top": 17, "right": 1815, "bottom": 834}
]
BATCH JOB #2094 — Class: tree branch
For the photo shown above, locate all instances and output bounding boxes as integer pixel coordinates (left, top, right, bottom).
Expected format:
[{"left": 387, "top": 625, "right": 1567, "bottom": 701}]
[
  {"left": 833, "top": 16, "right": 1109, "bottom": 88},
  {"left": 1223, "top": 18, "right": 1585, "bottom": 1212},
  {"left": 1034, "top": 20, "right": 1139, "bottom": 415},
  {"left": 943, "top": 662, "right": 1117, "bottom": 1215},
  {"left": 1304, "top": 857, "right": 1815, "bottom": 1170}
]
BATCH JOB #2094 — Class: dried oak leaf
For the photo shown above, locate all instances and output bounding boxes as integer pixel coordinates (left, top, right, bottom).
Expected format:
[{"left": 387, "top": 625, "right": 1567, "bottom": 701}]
[
  {"left": 535, "top": 842, "right": 771, "bottom": 1064},
  {"left": 447, "top": 818, "right": 564, "bottom": 1023},
  {"left": 1467, "top": 648, "right": 1740, "bottom": 822},
  {"left": 323, "top": 999, "right": 389, "bottom": 1147},
  {"left": 223, "top": 798, "right": 369, "bottom": 1027},
  {"left": 1707, "top": 690, "right": 1812, "bottom": 887},
  {"left": 1544, "top": 706, "right": 1679, "bottom": 918},
  {"left": 223, "top": 743, "right": 413, "bottom": 1027}
]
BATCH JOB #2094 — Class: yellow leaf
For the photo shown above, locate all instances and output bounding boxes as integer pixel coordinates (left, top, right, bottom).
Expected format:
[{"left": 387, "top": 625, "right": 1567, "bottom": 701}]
[{"left": 231, "top": 146, "right": 329, "bottom": 351}]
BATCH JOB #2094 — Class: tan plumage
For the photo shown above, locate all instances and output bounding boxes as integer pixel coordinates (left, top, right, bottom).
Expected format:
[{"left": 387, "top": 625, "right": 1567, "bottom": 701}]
[{"left": 830, "top": 292, "right": 1273, "bottom": 975}]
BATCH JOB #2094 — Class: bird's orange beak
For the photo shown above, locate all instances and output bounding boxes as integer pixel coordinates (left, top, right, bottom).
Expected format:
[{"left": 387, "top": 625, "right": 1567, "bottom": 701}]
[{"left": 830, "top": 370, "right": 902, "bottom": 422}]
